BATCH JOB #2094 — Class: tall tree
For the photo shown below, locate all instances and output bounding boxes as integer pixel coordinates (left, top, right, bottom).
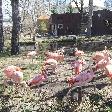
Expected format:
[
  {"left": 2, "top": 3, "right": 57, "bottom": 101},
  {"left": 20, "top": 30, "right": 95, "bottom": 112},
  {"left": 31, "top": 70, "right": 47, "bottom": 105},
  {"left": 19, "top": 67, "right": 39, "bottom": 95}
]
[
  {"left": 87, "top": 0, "right": 93, "bottom": 37},
  {"left": 0, "top": 0, "right": 4, "bottom": 52},
  {"left": 11, "top": 0, "right": 20, "bottom": 55},
  {"left": 72, "top": 0, "right": 84, "bottom": 14},
  {"left": 72, "top": 1, "right": 84, "bottom": 26}
]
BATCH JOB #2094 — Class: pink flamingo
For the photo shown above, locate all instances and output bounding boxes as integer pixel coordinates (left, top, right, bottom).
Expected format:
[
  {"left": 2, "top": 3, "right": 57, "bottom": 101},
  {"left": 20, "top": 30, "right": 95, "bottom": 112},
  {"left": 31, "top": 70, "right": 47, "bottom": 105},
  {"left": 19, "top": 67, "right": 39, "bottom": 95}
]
[
  {"left": 45, "top": 51, "right": 64, "bottom": 62},
  {"left": 95, "top": 58, "right": 109, "bottom": 70},
  {"left": 44, "top": 58, "right": 58, "bottom": 66},
  {"left": 105, "top": 64, "right": 112, "bottom": 79},
  {"left": 74, "top": 48, "right": 84, "bottom": 57},
  {"left": 27, "top": 67, "right": 47, "bottom": 87},
  {"left": 3, "top": 66, "right": 24, "bottom": 85},
  {"left": 71, "top": 59, "right": 86, "bottom": 75},
  {"left": 92, "top": 51, "right": 105, "bottom": 63},
  {"left": 10, "top": 71, "right": 24, "bottom": 84},
  {"left": 44, "top": 58, "right": 58, "bottom": 73},
  {"left": 27, "top": 51, "right": 38, "bottom": 62},
  {"left": 67, "top": 66, "right": 97, "bottom": 87},
  {"left": 4, "top": 65, "right": 21, "bottom": 78},
  {"left": 92, "top": 46, "right": 111, "bottom": 64},
  {"left": 92, "top": 47, "right": 112, "bottom": 90},
  {"left": 92, "top": 47, "right": 112, "bottom": 70}
]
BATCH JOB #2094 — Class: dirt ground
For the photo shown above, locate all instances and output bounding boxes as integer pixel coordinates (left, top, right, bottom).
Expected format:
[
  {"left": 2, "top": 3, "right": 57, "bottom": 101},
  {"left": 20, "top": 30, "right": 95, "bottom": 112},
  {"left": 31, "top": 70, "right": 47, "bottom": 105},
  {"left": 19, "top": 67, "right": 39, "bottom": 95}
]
[{"left": 0, "top": 53, "right": 112, "bottom": 112}]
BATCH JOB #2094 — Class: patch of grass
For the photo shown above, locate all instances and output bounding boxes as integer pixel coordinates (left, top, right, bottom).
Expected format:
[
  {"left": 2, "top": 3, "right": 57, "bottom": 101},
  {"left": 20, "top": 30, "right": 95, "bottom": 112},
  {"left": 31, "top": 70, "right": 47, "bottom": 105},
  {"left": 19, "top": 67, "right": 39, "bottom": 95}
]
[{"left": 0, "top": 41, "right": 112, "bottom": 112}]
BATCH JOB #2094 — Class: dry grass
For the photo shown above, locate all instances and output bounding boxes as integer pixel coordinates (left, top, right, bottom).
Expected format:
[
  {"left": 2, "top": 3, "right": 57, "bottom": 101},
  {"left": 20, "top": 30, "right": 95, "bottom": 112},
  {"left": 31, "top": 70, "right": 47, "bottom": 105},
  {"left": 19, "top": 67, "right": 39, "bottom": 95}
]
[{"left": 0, "top": 46, "right": 112, "bottom": 111}]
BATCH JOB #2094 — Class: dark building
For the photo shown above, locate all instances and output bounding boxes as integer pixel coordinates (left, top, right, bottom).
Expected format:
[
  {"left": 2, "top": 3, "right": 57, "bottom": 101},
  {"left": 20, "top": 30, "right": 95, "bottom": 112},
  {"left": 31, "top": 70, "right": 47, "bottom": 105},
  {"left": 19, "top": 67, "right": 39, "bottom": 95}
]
[
  {"left": 92, "top": 9, "right": 112, "bottom": 35},
  {"left": 49, "top": 9, "right": 112, "bottom": 36},
  {"left": 49, "top": 13, "right": 82, "bottom": 36}
]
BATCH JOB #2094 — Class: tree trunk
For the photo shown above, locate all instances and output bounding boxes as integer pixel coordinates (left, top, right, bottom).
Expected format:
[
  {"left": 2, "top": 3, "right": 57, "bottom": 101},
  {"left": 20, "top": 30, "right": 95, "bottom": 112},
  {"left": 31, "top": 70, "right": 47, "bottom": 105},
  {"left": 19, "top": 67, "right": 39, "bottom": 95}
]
[
  {"left": 0, "top": 0, "right": 4, "bottom": 52},
  {"left": 11, "top": 0, "right": 20, "bottom": 55},
  {"left": 87, "top": 0, "right": 93, "bottom": 37}
]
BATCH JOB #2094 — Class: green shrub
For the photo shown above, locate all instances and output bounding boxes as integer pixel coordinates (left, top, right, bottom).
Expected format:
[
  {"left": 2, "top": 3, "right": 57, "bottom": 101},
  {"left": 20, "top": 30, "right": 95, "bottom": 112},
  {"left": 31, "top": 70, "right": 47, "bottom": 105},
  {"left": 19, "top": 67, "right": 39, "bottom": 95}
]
[{"left": 38, "top": 38, "right": 77, "bottom": 50}]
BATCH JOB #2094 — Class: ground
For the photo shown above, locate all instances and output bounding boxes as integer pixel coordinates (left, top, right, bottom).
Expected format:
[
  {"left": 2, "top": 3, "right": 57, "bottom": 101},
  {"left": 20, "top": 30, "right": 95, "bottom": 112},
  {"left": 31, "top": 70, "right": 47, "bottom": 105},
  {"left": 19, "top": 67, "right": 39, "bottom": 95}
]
[{"left": 0, "top": 49, "right": 112, "bottom": 112}]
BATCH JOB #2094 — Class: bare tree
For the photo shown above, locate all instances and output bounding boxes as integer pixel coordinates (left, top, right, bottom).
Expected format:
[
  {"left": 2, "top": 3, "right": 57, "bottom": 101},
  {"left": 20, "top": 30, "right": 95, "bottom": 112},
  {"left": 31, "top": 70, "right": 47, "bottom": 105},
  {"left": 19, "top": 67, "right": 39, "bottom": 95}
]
[
  {"left": 0, "top": 0, "right": 4, "bottom": 52},
  {"left": 11, "top": 0, "right": 20, "bottom": 55},
  {"left": 87, "top": 0, "right": 93, "bottom": 37},
  {"left": 72, "top": 0, "right": 84, "bottom": 13},
  {"left": 19, "top": 0, "right": 48, "bottom": 38}
]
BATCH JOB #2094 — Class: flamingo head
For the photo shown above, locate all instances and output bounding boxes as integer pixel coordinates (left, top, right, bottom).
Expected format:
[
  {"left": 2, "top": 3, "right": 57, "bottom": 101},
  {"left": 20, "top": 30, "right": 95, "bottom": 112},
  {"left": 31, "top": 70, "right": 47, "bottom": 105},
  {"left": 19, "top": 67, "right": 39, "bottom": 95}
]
[
  {"left": 74, "top": 47, "right": 78, "bottom": 52},
  {"left": 105, "top": 46, "right": 107, "bottom": 50}
]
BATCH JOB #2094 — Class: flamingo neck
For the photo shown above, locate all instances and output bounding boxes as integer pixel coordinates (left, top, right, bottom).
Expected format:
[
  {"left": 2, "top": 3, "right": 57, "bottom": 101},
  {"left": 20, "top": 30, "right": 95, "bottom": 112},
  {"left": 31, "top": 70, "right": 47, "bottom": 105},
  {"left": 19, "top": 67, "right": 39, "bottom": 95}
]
[{"left": 41, "top": 70, "right": 47, "bottom": 78}]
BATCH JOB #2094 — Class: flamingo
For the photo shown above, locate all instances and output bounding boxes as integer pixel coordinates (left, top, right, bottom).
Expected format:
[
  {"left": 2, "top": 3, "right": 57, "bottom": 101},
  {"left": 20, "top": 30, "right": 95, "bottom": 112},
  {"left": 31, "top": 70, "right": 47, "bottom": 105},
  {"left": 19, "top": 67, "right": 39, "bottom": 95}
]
[
  {"left": 71, "top": 59, "right": 86, "bottom": 75},
  {"left": 3, "top": 66, "right": 24, "bottom": 86},
  {"left": 11, "top": 71, "right": 24, "bottom": 84},
  {"left": 67, "top": 66, "right": 97, "bottom": 87},
  {"left": 27, "top": 51, "right": 38, "bottom": 62},
  {"left": 95, "top": 58, "right": 108, "bottom": 70},
  {"left": 44, "top": 58, "right": 58, "bottom": 73},
  {"left": 92, "top": 46, "right": 111, "bottom": 64},
  {"left": 45, "top": 51, "right": 64, "bottom": 62},
  {"left": 92, "top": 47, "right": 112, "bottom": 91},
  {"left": 74, "top": 48, "right": 84, "bottom": 57},
  {"left": 4, "top": 65, "right": 21, "bottom": 78},
  {"left": 105, "top": 64, "right": 112, "bottom": 79},
  {"left": 92, "top": 51, "right": 105, "bottom": 63},
  {"left": 27, "top": 67, "right": 47, "bottom": 87},
  {"left": 92, "top": 46, "right": 112, "bottom": 70}
]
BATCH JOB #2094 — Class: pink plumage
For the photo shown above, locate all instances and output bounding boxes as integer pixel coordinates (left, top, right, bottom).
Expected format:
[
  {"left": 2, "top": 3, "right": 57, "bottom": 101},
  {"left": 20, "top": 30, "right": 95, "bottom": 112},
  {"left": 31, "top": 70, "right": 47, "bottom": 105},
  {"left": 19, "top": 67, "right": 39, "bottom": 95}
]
[
  {"left": 45, "top": 51, "right": 64, "bottom": 62},
  {"left": 92, "top": 46, "right": 111, "bottom": 64},
  {"left": 93, "top": 50, "right": 112, "bottom": 70},
  {"left": 27, "top": 51, "right": 37, "bottom": 58},
  {"left": 28, "top": 74, "right": 46, "bottom": 86},
  {"left": 44, "top": 58, "right": 58, "bottom": 73},
  {"left": 95, "top": 59, "right": 108, "bottom": 70},
  {"left": 68, "top": 69, "right": 95, "bottom": 87},
  {"left": 4, "top": 65, "right": 21, "bottom": 79},
  {"left": 74, "top": 48, "right": 84, "bottom": 57},
  {"left": 4, "top": 66, "right": 23, "bottom": 84},
  {"left": 92, "top": 52, "right": 105, "bottom": 63},
  {"left": 28, "top": 69, "right": 47, "bottom": 86},
  {"left": 11, "top": 71, "right": 23, "bottom": 83},
  {"left": 44, "top": 58, "right": 58, "bottom": 67},
  {"left": 71, "top": 59, "right": 86, "bottom": 75},
  {"left": 92, "top": 47, "right": 112, "bottom": 79},
  {"left": 105, "top": 64, "right": 112, "bottom": 79}
]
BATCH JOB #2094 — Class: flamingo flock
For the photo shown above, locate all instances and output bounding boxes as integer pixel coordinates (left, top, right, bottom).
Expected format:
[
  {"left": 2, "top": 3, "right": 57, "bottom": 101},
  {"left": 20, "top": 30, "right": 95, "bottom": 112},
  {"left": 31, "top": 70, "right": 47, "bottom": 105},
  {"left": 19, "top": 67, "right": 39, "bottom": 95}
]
[
  {"left": 68, "top": 46, "right": 112, "bottom": 87},
  {"left": 2, "top": 46, "right": 112, "bottom": 96}
]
